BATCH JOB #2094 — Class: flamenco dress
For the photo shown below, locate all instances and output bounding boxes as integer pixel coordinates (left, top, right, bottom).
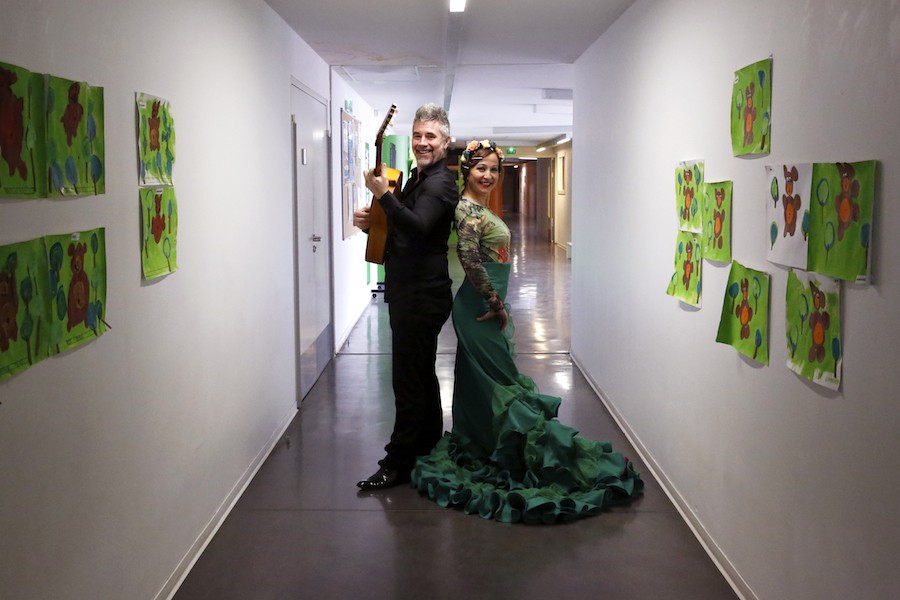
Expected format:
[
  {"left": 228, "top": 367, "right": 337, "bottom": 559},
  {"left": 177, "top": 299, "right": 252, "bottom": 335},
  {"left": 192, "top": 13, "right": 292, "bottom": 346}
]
[{"left": 412, "top": 199, "right": 643, "bottom": 524}]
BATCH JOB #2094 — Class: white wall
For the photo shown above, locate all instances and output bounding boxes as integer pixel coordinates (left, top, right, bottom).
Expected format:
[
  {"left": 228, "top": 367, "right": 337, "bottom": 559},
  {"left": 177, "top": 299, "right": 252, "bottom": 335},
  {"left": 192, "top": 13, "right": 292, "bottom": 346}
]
[
  {"left": 553, "top": 144, "right": 573, "bottom": 249},
  {"left": 0, "top": 1, "right": 331, "bottom": 599},
  {"left": 572, "top": 1, "right": 900, "bottom": 599},
  {"left": 329, "top": 74, "right": 378, "bottom": 350}
]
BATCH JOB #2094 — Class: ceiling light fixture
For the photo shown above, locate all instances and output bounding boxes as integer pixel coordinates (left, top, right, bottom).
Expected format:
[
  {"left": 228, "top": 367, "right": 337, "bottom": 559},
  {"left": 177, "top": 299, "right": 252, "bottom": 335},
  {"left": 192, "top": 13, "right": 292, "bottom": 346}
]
[{"left": 449, "top": 0, "right": 466, "bottom": 13}]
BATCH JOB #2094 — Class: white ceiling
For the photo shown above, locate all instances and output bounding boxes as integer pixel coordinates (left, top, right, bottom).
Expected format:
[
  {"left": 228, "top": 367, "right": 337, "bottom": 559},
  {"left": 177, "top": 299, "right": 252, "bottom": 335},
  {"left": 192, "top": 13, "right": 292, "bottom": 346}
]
[{"left": 265, "top": 0, "right": 634, "bottom": 150}]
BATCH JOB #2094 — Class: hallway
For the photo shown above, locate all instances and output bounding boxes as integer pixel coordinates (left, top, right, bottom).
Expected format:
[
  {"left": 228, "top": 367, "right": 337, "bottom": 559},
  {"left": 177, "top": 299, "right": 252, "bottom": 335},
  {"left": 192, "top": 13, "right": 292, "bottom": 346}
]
[{"left": 173, "top": 214, "right": 737, "bottom": 600}]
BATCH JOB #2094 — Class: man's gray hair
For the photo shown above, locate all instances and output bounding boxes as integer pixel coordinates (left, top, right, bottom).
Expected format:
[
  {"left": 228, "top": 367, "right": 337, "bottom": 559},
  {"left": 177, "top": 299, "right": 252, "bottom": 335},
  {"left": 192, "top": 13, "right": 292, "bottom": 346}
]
[{"left": 414, "top": 103, "right": 451, "bottom": 139}]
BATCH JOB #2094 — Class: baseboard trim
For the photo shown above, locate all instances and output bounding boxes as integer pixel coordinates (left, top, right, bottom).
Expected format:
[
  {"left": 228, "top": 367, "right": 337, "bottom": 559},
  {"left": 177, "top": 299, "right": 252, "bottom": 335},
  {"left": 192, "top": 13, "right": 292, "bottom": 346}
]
[
  {"left": 570, "top": 352, "right": 756, "bottom": 600},
  {"left": 156, "top": 404, "right": 298, "bottom": 600}
]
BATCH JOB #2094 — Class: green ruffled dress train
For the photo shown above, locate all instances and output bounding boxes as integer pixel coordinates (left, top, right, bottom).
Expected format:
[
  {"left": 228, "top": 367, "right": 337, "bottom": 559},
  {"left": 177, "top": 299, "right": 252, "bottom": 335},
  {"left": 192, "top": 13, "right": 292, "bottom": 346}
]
[{"left": 412, "top": 263, "right": 644, "bottom": 524}]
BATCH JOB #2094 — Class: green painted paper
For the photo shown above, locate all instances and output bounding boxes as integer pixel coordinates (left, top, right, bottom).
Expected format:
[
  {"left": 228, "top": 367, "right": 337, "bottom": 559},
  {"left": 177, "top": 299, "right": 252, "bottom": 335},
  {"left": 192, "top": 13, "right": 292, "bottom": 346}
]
[
  {"left": 136, "top": 92, "right": 176, "bottom": 186},
  {"left": 44, "top": 228, "right": 108, "bottom": 353},
  {"left": 666, "top": 230, "right": 702, "bottom": 307},
  {"left": 716, "top": 260, "right": 770, "bottom": 365},
  {"left": 807, "top": 160, "right": 875, "bottom": 282},
  {"left": 46, "top": 76, "right": 105, "bottom": 196},
  {"left": 785, "top": 269, "right": 842, "bottom": 389},
  {"left": 731, "top": 58, "right": 772, "bottom": 156},
  {"left": 0, "top": 238, "right": 53, "bottom": 380},
  {"left": 140, "top": 187, "right": 178, "bottom": 279},
  {"left": 702, "top": 180, "right": 732, "bottom": 263},
  {"left": 676, "top": 160, "right": 704, "bottom": 233},
  {"left": 86, "top": 86, "right": 105, "bottom": 195},
  {"left": 0, "top": 61, "right": 47, "bottom": 198}
]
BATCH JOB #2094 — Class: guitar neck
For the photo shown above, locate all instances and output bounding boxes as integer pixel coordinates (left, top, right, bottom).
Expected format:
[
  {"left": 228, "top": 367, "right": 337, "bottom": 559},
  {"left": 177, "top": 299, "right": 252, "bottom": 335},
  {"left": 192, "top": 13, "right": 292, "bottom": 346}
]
[{"left": 374, "top": 139, "right": 384, "bottom": 176}]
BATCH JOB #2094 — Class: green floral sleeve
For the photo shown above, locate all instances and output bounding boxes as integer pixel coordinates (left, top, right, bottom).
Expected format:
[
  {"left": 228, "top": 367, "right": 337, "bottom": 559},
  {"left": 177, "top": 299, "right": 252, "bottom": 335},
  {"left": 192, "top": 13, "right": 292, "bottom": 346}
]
[{"left": 456, "top": 200, "right": 506, "bottom": 312}]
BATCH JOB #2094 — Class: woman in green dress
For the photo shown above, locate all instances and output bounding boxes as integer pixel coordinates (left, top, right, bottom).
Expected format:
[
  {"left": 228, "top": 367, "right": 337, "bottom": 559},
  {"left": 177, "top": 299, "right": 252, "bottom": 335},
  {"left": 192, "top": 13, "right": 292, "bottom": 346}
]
[{"left": 412, "top": 139, "right": 643, "bottom": 524}]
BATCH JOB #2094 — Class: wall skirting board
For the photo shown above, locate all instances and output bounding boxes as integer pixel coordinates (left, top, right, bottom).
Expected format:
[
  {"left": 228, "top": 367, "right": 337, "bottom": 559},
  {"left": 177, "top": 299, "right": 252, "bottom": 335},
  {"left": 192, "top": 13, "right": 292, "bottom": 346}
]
[
  {"left": 158, "top": 406, "right": 298, "bottom": 600},
  {"left": 571, "top": 353, "right": 754, "bottom": 600}
]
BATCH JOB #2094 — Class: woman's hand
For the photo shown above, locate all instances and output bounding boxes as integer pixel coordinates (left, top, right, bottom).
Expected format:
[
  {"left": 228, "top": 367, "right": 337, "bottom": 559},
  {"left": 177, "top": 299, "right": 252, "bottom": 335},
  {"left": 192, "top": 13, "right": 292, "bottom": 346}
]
[{"left": 477, "top": 306, "right": 508, "bottom": 331}]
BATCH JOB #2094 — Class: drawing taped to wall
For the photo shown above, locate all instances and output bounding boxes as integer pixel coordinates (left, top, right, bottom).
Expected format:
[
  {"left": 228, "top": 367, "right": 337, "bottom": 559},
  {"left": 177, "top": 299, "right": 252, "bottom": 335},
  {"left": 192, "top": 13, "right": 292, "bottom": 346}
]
[
  {"left": 0, "top": 237, "right": 52, "bottom": 381},
  {"left": 676, "top": 160, "right": 704, "bottom": 233},
  {"left": 765, "top": 163, "right": 811, "bottom": 269},
  {"left": 137, "top": 92, "right": 176, "bottom": 186},
  {"left": 46, "top": 75, "right": 105, "bottom": 196},
  {"left": 0, "top": 61, "right": 47, "bottom": 199},
  {"left": 731, "top": 57, "right": 772, "bottom": 157},
  {"left": 140, "top": 187, "right": 178, "bottom": 280},
  {"left": 807, "top": 160, "right": 875, "bottom": 283},
  {"left": 716, "top": 260, "right": 770, "bottom": 365},
  {"left": 0, "top": 228, "right": 108, "bottom": 381},
  {"left": 666, "top": 230, "right": 702, "bottom": 307},
  {"left": 702, "top": 180, "right": 732, "bottom": 263},
  {"left": 44, "top": 228, "right": 108, "bottom": 354},
  {"left": 786, "top": 268, "right": 842, "bottom": 390}
]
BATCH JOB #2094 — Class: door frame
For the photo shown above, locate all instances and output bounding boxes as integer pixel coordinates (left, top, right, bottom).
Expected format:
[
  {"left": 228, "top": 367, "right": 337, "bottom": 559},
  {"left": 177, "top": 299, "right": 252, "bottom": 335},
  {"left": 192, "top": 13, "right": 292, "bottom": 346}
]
[{"left": 290, "top": 77, "right": 334, "bottom": 405}]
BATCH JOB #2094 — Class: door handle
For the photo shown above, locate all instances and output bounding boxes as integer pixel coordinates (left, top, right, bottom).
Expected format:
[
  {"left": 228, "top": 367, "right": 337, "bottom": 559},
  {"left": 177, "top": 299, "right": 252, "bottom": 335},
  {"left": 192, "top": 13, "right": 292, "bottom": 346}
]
[{"left": 311, "top": 235, "right": 322, "bottom": 242}]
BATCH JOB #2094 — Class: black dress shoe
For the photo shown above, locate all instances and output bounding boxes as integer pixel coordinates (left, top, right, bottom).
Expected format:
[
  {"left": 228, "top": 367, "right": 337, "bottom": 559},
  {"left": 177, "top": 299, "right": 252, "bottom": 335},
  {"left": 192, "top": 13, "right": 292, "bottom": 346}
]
[{"left": 356, "top": 465, "right": 411, "bottom": 490}]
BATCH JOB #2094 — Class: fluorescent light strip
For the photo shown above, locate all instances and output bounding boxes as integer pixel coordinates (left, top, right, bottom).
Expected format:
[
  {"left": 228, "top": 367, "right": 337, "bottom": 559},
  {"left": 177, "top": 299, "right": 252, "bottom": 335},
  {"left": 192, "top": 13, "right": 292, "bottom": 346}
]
[{"left": 450, "top": 0, "right": 466, "bottom": 13}]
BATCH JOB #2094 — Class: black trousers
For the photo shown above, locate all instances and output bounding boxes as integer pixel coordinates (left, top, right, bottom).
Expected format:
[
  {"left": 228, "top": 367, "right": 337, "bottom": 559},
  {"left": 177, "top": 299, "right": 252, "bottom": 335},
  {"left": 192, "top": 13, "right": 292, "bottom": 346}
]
[{"left": 382, "top": 288, "right": 453, "bottom": 471}]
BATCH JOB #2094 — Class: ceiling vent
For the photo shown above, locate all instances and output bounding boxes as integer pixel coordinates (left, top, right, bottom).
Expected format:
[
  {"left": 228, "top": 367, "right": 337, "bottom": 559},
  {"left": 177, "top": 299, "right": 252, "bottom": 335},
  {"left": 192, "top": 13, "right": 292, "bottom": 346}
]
[{"left": 339, "top": 65, "right": 421, "bottom": 83}]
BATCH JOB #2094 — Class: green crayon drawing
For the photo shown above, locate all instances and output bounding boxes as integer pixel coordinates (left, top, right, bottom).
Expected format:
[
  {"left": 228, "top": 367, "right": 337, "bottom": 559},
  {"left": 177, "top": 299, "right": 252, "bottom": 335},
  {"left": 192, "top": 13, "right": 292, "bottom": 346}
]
[
  {"left": 44, "top": 228, "right": 108, "bottom": 354},
  {"left": 731, "top": 57, "right": 772, "bottom": 156},
  {"left": 136, "top": 92, "right": 176, "bottom": 186},
  {"left": 0, "top": 238, "right": 52, "bottom": 380},
  {"left": 666, "top": 230, "right": 702, "bottom": 307},
  {"left": 807, "top": 160, "right": 875, "bottom": 282},
  {"left": 716, "top": 260, "right": 770, "bottom": 365},
  {"left": 46, "top": 76, "right": 105, "bottom": 196},
  {"left": 140, "top": 187, "right": 178, "bottom": 280},
  {"left": 702, "top": 180, "right": 732, "bottom": 263},
  {"left": 0, "top": 61, "right": 47, "bottom": 198},
  {"left": 675, "top": 160, "right": 704, "bottom": 233},
  {"left": 786, "top": 269, "right": 842, "bottom": 390}
]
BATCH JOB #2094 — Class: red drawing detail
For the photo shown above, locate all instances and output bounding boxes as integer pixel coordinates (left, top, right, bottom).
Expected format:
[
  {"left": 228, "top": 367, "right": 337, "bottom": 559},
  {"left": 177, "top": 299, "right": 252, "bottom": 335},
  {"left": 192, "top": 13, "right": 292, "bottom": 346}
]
[
  {"left": 151, "top": 193, "right": 166, "bottom": 243},
  {"left": 735, "top": 277, "right": 753, "bottom": 339},
  {"left": 807, "top": 282, "right": 831, "bottom": 363},
  {"left": 67, "top": 242, "right": 90, "bottom": 332},
  {"left": 782, "top": 165, "right": 802, "bottom": 237},
  {"left": 60, "top": 82, "right": 84, "bottom": 146},
  {"left": 0, "top": 66, "right": 28, "bottom": 179},
  {"left": 834, "top": 162, "right": 860, "bottom": 241}
]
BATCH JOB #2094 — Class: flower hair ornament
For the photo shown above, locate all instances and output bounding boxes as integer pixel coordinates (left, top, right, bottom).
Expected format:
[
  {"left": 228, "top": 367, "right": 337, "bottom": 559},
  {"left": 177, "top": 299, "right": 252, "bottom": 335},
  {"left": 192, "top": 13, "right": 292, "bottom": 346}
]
[{"left": 460, "top": 139, "right": 503, "bottom": 174}]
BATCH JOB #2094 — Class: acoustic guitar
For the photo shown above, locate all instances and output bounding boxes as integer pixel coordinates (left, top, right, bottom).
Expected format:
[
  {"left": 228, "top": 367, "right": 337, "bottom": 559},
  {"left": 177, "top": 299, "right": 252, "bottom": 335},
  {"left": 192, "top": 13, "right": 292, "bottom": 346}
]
[{"left": 365, "top": 104, "right": 404, "bottom": 264}]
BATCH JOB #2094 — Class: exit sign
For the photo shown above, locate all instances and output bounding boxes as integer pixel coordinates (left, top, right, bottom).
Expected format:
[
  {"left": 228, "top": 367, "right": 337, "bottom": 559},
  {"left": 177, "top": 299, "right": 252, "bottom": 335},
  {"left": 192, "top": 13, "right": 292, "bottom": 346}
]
[{"left": 505, "top": 147, "right": 517, "bottom": 155}]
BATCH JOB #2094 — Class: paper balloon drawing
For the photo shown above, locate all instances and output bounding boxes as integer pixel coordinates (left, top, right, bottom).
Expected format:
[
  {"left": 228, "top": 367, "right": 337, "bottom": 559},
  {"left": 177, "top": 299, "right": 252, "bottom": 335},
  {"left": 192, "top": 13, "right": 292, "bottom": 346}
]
[
  {"left": 136, "top": 92, "right": 176, "bottom": 186},
  {"left": 702, "top": 180, "right": 732, "bottom": 263},
  {"left": 0, "top": 61, "right": 47, "bottom": 199},
  {"left": 785, "top": 269, "right": 842, "bottom": 389},
  {"left": 807, "top": 160, "right": 875, "bottom": 282},
  {"left": 716, "top": 260, "right": 770, "bottom": 365},
  {"left": 675, "top": 160, "right": 704, "bottom": 233},
  {"left": 140, "top": 187, "right": 178, "bottom": 279},
  {"left": 731, "top": 57, "right": 772, "bottom": 156},
  {"left": 666, "top": 230, "right": 703, "bottom": 307}
]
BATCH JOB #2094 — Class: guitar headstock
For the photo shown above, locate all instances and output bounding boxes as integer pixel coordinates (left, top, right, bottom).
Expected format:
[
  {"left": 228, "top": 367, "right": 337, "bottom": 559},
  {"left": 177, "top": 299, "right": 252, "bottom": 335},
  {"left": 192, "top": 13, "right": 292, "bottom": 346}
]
[{"left": 375, "top": 104, "right": 398, "bottom": 146}]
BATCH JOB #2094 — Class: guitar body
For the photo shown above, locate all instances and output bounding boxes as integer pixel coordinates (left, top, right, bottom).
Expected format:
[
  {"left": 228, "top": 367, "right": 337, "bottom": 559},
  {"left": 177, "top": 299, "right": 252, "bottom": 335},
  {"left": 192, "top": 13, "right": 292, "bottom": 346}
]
[{"left": 365, "top": 167, "right": 402, "bottom": 264}]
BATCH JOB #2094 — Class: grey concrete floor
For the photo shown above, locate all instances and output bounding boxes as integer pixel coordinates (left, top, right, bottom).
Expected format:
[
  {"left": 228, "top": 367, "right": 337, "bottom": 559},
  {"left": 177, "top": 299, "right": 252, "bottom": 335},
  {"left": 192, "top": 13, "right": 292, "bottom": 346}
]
[{"left": 173, "top": 213, "right": 738, "bottom": 600}]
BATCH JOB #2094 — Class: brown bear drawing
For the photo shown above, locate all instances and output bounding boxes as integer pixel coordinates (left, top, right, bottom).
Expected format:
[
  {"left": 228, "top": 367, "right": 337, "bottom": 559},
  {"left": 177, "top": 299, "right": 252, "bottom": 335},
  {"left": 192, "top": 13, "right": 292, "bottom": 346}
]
[
  {"left": 0, "top": 65, "right": 28, "bottom": 179},
  {"left": 67, "top": 242, "right": 90, "bottom": 331}
]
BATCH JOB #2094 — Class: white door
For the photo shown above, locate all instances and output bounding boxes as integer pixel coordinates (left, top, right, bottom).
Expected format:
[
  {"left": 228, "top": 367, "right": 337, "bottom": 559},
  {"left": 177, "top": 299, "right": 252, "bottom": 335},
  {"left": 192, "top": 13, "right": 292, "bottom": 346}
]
[{"left": 291, "top": 83, "right": 332, "bottom": 403}]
